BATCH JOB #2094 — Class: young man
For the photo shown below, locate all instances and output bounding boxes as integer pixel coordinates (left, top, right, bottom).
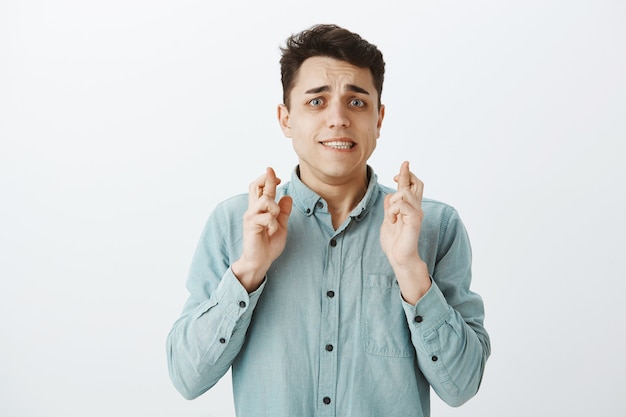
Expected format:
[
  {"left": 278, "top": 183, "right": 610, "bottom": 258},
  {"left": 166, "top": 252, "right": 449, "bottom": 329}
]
[{"left": 167, "top": 24, "right": 490, "bottom": 417}]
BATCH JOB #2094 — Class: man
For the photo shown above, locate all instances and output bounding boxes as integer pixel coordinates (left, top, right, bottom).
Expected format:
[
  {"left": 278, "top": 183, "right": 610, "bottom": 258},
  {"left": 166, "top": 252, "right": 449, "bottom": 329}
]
[{"left": 167, "top": 24, "right": 490, "bottom": 417}]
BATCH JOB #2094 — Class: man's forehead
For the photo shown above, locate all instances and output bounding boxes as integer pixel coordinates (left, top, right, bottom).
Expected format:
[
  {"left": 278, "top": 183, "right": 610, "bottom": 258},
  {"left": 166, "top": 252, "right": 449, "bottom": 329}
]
[{"left": 293, "top": 56, "right": 375, "bottom": 92}]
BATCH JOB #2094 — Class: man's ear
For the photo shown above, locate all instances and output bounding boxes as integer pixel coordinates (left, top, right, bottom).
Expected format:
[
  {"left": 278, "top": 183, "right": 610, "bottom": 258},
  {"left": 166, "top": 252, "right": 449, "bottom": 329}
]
[
  {"left": 376, "top": 104, "right": 385, "bottom": 136},
  {"left": 277, "top": 104, "right": 292, "bottom": 137}
]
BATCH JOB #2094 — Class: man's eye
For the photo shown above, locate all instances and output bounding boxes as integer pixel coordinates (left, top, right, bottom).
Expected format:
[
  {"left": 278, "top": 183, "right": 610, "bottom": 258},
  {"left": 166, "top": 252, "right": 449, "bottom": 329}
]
[
  {"left": 309, "top": 98, "right": 324, "bottom": 106},
  {"left": 350, "top": 99, "right": 365, "bottom": 107}
]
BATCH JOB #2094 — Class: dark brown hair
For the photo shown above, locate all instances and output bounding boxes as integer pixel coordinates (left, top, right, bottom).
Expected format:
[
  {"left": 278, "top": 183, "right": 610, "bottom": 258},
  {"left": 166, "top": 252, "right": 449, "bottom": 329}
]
[{"left": 279, "top": 24, "right": 385, "bottom": 109}]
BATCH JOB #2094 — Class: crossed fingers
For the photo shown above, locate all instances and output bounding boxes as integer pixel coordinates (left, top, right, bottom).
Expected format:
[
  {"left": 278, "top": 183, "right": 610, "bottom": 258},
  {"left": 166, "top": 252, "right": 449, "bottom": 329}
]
[
  {"left": 247, "top": 167, "right": 283, "bottom": 235},
  {"left": 385, "top": 161, "right": 424, "bottom": 224}
]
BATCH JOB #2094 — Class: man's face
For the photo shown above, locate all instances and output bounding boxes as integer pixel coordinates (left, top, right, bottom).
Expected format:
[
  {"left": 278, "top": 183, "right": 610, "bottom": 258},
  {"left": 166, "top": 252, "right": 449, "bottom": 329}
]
[{"left": 278, "top": 56, "right": 385, "bottom": 188}]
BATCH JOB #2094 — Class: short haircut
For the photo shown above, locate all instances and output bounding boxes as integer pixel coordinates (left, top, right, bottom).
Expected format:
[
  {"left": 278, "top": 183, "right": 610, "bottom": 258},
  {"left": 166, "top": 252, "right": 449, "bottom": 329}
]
[{"left": 279, "top": 24, "right": 385, "bottom": 109}]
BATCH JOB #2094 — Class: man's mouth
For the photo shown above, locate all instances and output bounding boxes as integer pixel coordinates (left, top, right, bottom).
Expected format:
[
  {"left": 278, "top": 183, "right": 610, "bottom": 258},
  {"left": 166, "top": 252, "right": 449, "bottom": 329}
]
[{"left": 321, "top": 140, "right": 355, "bottom": 150}]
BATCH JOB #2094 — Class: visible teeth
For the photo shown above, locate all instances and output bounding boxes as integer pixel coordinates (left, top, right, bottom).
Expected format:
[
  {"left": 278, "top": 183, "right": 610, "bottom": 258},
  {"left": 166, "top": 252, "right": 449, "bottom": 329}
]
[{"left": 323, "top": 141, "right": 354, "bottom": 150}]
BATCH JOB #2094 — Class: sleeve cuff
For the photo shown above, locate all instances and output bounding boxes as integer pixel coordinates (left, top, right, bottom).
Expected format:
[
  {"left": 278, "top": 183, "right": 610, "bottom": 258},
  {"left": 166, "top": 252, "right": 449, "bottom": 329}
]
[
  {"left": 193, "top": 268, "right": 266, "bottom": 325},
  {"left": 401, "top": 279, "right": 451, "bottom": 333}
]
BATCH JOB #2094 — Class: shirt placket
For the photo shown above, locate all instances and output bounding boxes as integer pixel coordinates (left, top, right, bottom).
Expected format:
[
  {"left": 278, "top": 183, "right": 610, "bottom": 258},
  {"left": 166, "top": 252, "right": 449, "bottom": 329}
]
[{"left": 316, "top": 231, "right": 342, "bottom": 417}]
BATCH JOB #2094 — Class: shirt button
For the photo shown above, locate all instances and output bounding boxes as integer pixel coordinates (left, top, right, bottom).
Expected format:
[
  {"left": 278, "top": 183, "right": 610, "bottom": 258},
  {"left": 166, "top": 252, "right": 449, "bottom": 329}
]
[
  {"left": 325, "top": 344, "right": 334, "bottom": 352},
  {"left": 414, "top": 315, "right": 423, "bottom": 323},
  {"left": 330, "top": 239, "right": 337, "bottom": 247},
  {"left": 306, "top": 208, "right": 311, "bottom": 214},
  {"left": 431, "top": 355, "right": 438, "bottom": 362},
  {"left": 326, "top": 290, "right": 335, "bottom": 298},
  {"left": 316, "top": 201, "right": 324, "bottom": 209},
  {"left": 323, "top": 397, "right": 331, "bottom": 405},
  {"left": 239, "top": 301, "right": 246, "bottom": 308},
  {"left": 219, "top": 338, "right": 226, "bottom": 344}
]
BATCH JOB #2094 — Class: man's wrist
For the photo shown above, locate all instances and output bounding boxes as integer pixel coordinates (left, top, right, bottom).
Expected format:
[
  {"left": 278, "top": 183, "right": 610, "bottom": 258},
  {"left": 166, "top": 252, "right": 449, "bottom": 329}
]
[
  {"left": 394, "top": 259, "right": 431, "bottom": 305},
  {"left": 231, "top": 259, "right": 267, "bottom": 293}
]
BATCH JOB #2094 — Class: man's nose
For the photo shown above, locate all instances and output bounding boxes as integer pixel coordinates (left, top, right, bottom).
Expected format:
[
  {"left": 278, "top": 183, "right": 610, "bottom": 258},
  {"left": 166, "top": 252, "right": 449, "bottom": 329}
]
[{"left": 326, "top": 101, "right": 350, "bottom": 129}]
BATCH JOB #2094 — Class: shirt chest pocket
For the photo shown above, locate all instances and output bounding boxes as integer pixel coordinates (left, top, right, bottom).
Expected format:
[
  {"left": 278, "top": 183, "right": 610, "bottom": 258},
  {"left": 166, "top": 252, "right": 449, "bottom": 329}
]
[{"left": 360, "top": 275, "right": 415, "bottom": 358}]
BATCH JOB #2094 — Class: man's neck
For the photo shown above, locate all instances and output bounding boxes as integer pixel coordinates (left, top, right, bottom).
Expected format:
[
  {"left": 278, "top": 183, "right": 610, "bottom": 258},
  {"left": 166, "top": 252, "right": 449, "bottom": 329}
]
[{"left": 298, "top": 166, "right": 370, "bottom": 229}]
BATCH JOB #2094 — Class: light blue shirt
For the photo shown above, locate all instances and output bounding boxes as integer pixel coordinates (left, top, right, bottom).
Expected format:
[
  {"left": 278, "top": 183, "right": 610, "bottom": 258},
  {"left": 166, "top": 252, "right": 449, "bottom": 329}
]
[{"left": 167, "top": 166, "right": 490, "bottom": 417}]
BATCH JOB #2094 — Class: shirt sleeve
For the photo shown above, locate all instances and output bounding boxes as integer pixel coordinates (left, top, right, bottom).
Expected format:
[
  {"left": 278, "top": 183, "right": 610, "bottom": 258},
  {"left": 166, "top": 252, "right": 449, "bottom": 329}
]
[
  {"left": 166, "top": 199, "right": 263, "bottom": 400},
  {"left": 401, "top": 207, "right": 491, "bottom": 407}
]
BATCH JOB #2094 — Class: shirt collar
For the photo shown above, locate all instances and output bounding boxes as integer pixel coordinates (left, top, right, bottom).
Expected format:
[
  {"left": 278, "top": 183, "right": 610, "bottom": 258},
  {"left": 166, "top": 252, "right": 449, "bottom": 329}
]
[{"left": 287, "top": 165, "right": 380, "bottom": 220}]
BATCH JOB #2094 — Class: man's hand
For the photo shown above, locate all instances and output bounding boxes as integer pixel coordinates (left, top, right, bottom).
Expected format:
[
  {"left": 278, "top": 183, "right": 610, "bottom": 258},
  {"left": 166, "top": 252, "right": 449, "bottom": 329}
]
[
  {"left": 232, "top": 168, "right": 292, "bottom": 292},
  {"left": 380, "top": 161, "right": 431, "bottom": 304}
]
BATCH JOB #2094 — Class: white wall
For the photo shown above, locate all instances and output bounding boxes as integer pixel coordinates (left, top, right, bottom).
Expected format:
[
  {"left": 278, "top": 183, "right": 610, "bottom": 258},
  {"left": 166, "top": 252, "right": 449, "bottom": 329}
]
[{"left": 1, "top": 1, "right": 624, "bottom": 416}]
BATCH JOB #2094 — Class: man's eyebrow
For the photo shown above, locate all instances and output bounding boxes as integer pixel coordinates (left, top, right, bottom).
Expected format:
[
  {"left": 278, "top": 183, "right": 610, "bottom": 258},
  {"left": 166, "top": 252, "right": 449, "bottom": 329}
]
[
  {"left": 305, "top": 86, "right": 330, "bottom": 94},
  {"left": 346, "top": 84, "right": 370, "bottom": 95},
  {"left": 304, "top": 85, "right": 371, "bottom": 95}
]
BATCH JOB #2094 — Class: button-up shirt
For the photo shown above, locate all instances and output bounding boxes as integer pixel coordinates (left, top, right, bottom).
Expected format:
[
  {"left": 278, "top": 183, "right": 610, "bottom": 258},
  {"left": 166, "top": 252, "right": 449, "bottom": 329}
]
[{"left": 167, "top": 166, "right": 490, "bottom": 417}]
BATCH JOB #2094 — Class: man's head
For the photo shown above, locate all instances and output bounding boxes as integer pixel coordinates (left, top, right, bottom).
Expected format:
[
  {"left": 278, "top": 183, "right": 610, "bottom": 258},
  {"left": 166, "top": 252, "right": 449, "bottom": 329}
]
[
  {"left": 276, "top": 25, "right": 386, "bottom": 190},
  {"left": 280, "top": 24, "right": 385, "bottom": 110}
]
